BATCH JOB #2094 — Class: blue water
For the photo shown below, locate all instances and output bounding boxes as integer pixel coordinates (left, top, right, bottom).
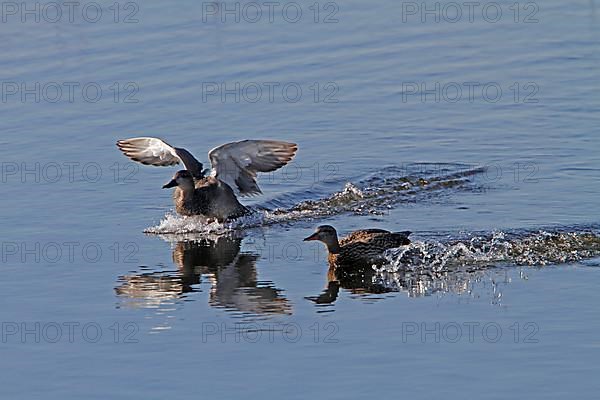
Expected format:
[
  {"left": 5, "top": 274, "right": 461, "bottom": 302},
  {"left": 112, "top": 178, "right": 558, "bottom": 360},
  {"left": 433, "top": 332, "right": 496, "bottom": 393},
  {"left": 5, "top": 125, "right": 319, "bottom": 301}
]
[{"left": 1, "top": 0, "right": 599, "bottom": 398}]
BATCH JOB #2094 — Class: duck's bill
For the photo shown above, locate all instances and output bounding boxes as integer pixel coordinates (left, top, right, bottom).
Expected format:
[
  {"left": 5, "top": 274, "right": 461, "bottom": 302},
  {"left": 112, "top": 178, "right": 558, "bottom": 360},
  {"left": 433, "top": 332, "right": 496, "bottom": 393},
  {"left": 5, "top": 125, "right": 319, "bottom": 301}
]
[
  {"left": 303, "top": 233, "right": 319, "bottom": 241},
  {"left": 162, "top": 179, "right": 178, "bottom": 189}
]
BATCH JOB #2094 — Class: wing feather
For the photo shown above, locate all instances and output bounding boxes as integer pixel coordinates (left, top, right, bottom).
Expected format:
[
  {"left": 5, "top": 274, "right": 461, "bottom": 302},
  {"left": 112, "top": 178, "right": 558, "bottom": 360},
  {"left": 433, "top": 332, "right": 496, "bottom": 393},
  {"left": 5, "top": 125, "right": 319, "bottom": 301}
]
[
  {"left": 116, "top": 137, "right": 204, "bottom": 179},
  {"left": 208, "top": 140, "right": 298, "bottom": 196}
]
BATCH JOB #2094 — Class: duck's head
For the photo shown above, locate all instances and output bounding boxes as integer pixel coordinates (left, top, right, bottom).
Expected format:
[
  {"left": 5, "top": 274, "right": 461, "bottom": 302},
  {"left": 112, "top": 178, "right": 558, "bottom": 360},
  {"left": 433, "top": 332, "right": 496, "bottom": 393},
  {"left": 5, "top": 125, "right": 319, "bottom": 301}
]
[
  {"left": 303, "top": 225, "right": 339, "bottom": 246},
  {"left": 163, "top": 170, "right": 194, "bottom": 190}
]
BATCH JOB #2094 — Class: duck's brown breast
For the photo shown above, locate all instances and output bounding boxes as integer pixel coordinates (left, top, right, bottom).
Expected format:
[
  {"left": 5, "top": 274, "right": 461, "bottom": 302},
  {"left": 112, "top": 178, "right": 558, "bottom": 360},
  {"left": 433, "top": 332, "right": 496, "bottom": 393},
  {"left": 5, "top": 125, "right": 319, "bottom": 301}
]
[{"left": 173, "top": 187, "right": 199, "bottom": 216}]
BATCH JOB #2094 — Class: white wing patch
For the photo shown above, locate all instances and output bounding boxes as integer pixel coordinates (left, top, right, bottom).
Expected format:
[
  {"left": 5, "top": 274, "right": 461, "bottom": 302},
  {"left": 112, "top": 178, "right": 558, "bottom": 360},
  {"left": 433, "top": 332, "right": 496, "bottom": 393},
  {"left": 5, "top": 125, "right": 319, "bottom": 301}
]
[
  {"left": 116, "top": 137, "right": 181, "bottom": 166},
  {"left": 116, "top": 137, "right": 205, "bottom": 179}
]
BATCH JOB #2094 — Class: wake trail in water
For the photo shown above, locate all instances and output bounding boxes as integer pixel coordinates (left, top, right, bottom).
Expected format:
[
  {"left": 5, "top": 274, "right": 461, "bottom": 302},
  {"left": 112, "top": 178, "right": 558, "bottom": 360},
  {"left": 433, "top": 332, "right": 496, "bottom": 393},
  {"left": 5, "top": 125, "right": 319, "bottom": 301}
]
[
  {"left": 145, "top": 163, "right": 486, "bottom": 235},
  {"left": 381, "top": 228, "right": 600, "bottom": 272},
  {"left": 143, "top": 162, "right": 600, "bottom": 273},
  {"left": 359, "top": 228, "right": 600, "bottom": 299}
]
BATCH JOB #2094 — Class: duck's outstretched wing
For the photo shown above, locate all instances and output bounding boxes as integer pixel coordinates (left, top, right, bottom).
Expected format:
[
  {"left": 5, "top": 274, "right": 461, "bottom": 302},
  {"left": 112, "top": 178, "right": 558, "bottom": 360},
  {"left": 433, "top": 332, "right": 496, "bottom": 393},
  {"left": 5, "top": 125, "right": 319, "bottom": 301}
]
[
  {"left": 208, "top": 140, "right": 298, "bottom": 196},
  {"left": 116, "top": 137, "right": 204, "bottom": 179}
]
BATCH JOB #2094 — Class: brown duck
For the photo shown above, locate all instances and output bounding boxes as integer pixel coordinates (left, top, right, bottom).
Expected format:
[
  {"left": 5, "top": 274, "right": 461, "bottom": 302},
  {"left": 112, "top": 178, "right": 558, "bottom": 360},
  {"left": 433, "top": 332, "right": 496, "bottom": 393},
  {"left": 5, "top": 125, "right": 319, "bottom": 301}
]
[
  {"left": 161, "top": 170, "right": 248, "bottom": 221},
  {"left": 303, "top": 225, "right": 411, "bottom": 267}
]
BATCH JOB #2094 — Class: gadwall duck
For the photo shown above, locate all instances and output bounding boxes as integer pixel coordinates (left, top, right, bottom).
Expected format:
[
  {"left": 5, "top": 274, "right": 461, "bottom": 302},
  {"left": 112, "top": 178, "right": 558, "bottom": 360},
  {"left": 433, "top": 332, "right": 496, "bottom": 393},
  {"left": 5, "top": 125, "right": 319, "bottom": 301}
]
[
  {"left": 161, "top": 170, "right": 248, "bottom": 220},
  {"left": 303, "top": 225, "right": 411, "bottom": 267},
  {"left": 117, "top": 137, "right": 297, "bottom": 221}
]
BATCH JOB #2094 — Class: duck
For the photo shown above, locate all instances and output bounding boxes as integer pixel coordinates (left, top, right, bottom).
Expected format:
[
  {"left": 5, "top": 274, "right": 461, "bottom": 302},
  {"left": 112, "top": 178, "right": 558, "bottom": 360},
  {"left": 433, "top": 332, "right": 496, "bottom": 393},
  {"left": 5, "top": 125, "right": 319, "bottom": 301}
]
[
  {"left": 116, "top": 137, "right": 297, "bottom": 221},
  {"left": 161, "top": 170, "right": 248, "bottom": 220},
  {"left": 303, "top": 225, "right": 411, "bottom": 267}
]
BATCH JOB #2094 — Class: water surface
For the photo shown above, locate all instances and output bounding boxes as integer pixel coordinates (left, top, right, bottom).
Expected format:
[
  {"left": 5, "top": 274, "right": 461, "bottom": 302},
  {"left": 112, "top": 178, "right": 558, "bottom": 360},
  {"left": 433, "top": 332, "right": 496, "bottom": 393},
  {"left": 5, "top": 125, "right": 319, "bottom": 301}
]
[{"left": 1, "top": 0, "right": 599, "bottom": 398}]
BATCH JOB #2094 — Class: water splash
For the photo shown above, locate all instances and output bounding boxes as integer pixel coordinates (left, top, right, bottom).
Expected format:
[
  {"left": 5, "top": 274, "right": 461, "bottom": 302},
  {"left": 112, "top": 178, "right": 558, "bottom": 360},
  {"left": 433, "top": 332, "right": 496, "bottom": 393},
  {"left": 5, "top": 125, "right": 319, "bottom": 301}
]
[
  {"left": 360, "top": 229, "right": 600, "bottom": 300},
  {"left": 144, "top": 210, "right": 267, "bottom": 235},
  {"left": 380, "top": 230, "right": 600, "bottom": 273}
]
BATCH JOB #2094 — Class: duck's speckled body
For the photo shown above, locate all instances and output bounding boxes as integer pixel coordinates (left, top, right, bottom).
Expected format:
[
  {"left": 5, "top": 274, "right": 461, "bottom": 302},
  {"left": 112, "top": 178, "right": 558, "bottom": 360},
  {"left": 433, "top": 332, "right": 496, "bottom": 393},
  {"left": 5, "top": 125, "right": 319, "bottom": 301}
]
[{"left": 304, "top": 225, "right": 411, "bottom": 267}]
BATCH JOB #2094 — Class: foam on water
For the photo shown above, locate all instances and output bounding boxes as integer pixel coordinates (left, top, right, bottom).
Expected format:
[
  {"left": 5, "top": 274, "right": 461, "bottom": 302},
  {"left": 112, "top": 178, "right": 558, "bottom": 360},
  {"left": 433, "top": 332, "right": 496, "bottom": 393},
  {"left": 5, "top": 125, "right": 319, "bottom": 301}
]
[
  {"left": 380, "top": 230, "right": 600, "bottom": 273},
  {"left": 354, "top": 229, "right": 600, "bottom": 299},
  {"left": 144, "top": 211, "right": 267, "bottom": 235}
]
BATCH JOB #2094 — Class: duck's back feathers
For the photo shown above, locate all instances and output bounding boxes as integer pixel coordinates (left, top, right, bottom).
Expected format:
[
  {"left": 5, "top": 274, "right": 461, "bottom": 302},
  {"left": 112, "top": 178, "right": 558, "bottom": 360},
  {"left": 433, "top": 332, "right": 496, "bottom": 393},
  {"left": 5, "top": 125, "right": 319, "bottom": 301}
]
[
  {"left": 334, "top": 229, "right": 411, "bottom": 266},
  {"left": 341, "top": 229, "right": 411, "bottom": 245}
]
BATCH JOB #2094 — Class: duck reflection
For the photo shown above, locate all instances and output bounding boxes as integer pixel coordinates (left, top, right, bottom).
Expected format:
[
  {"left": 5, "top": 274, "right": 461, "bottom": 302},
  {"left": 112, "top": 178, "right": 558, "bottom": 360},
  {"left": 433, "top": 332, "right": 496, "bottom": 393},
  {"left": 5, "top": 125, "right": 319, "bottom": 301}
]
[
  {"left": 307, "top": 264, "right": 508, "bottom": 305},
  {"left": 116, "top": 235, "right": 291, "bottom": 315}
]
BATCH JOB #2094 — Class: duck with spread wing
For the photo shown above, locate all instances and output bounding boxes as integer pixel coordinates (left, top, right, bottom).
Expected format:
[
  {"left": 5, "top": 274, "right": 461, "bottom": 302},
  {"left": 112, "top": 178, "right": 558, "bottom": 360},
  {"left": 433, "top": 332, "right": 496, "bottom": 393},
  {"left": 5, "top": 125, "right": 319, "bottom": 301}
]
[{"left": 116, "top": 137, "right": 297, "bottom": 221}]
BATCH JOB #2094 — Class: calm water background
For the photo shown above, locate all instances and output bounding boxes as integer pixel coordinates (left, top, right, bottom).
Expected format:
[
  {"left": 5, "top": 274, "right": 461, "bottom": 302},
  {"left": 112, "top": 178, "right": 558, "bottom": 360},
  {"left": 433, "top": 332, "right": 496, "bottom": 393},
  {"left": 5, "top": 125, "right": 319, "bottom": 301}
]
[{"left": 1, "top": 0, "right": 599, "bottom": 398}]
